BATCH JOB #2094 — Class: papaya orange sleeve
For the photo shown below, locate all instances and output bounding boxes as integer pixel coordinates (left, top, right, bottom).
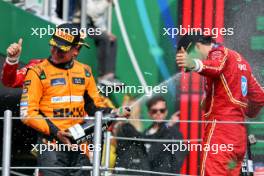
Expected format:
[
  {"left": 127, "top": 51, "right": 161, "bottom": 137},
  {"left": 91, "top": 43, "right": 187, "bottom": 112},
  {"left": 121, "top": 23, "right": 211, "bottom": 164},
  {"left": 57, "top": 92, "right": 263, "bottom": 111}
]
[
  {"left": 86, "top": 69, "right": 106, "bottom": 108},
  {"left": 20, "top": 69, "right": 51, "bottom": 135}
]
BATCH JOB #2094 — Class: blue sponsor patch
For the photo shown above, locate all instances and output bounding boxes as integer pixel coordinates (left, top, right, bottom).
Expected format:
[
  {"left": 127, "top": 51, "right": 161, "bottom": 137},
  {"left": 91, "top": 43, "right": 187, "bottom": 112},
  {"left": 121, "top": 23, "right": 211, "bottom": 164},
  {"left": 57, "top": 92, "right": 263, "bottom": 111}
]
[
  {"left": 241, "top": 76, "right": 248, "bottom": 97},
  {"left": 212, "top": 43, "right": 220, "bottom": 49},
  {"left": 72, "top": 77, "right": 85, "bottom": 85},
  {"left": 51, "top": 78, "right": 66, "bottom": 86},
  {"left": 22, "top": 88, "right": 28, "bottom": 94},
  {"left": 20, "top": 101, "right": 28, "bottom": 107}
]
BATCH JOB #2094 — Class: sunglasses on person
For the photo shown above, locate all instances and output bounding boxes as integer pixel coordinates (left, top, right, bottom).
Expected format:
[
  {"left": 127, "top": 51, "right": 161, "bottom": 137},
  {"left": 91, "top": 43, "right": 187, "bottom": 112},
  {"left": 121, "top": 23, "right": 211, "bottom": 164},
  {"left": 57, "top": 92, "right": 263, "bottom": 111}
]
[
  {"left": 53, "top": 46, "right": 69, "bottom": 53},
  {"left": 150, "top": 108, "right": 167, "bottom": 114}
]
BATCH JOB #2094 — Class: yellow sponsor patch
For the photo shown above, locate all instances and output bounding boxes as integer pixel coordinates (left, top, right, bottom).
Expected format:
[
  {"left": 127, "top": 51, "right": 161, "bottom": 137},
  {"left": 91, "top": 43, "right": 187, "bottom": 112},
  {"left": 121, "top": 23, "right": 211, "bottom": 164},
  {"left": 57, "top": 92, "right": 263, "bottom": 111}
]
[
  {"left": 49, "top": 38, "right": 71, "bottom": 52},
  {"left": 55, "top": 29, "right": 74, "bottom": 43},
  {"left": 60, "top": 45, "right": 71, "bottom": 52}
]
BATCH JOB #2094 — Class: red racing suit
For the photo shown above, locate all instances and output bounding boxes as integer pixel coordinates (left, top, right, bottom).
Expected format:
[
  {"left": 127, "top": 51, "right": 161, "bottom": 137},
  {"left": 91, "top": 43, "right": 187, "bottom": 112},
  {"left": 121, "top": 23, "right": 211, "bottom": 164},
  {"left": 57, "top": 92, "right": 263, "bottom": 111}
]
[
  {"left": 194, "top": 44, "right": 264, "bottom": 176},
  {"left": 1, "top": 59, "right": 42, "bottom": 88}
]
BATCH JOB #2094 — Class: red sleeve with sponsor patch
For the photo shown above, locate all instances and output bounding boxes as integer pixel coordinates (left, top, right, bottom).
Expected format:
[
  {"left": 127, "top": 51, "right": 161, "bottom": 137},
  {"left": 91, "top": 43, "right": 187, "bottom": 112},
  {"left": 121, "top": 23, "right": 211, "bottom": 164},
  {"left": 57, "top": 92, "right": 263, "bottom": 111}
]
[
  {"left": 1, "top": 59, "right": 42, "bottom": 88},
  {"left": 1, "top": 62, "right": 19, "bottom": 87},
  {"left": 199, "top": 46, "right": 227, "bottom": 78},
  {"left": 245, "top": 67, "right": 264, "bottom": 118}
]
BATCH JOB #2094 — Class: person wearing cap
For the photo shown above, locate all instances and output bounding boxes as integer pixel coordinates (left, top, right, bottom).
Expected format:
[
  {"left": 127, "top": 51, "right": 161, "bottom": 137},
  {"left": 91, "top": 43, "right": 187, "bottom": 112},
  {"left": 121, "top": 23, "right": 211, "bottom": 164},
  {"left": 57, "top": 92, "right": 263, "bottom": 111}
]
[
  {"left": 17, "top": 23, "right": 130, "bottom": 176},
  {"left": 176, "top": 34, "right": 264, "bottom": 176},
  {"left": 1, "top": 25, "right": 88, "bottom": 88}
]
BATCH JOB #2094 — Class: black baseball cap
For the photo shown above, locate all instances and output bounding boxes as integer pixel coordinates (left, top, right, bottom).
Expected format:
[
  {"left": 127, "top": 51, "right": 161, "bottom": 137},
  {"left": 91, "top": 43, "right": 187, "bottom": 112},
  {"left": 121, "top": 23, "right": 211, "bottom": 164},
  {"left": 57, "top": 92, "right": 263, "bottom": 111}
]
[
  {"left": 177, "top": 34, "right": 214, "bottom": 52},
  {"left": 49, "top": 23, "right": 90, "bottom": 52}
]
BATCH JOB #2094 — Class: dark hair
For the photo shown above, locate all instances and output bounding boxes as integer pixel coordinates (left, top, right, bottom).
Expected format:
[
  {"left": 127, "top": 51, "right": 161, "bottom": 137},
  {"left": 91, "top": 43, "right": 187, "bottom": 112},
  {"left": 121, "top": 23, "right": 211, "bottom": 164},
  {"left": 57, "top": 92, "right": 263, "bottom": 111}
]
[
  {"left": 177, "top": 34, "right": 215, "bottom": 51},
  {"left": 198, "top": 35, "right": 214, "bottom": 45},
  {"left": 146, "top": 96, "right": 167, "bottom": 110}
]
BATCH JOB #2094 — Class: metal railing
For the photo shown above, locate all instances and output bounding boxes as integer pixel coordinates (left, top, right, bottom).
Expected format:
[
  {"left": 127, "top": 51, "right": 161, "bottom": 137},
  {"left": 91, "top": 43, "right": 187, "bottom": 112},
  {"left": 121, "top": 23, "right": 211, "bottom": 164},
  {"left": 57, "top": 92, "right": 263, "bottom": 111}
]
[
  {"left": 11, "top": 0, "right": 113, "bottom": 29},
  {"left": 2, "top": 110, "right": 264, "bottom": 176},
  {"left": 0, "top": 110, "right": 102, "bottom": 176},
  {"left": 0, "top": 111, "right": 194, "bottom": 176},
  {"left": 2, "top": 110, "right": 12, "bottom": 176},
  {"left": 93, "top": 111, "right": 103, "bottom": 176}
]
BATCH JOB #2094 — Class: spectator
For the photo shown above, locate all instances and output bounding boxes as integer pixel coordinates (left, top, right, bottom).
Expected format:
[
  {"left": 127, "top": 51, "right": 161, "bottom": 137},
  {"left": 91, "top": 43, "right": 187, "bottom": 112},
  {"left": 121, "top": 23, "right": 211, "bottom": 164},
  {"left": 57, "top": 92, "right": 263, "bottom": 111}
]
[
  {"left": 114, "top": 96, "right": 151, "bottom": 175},
  {"left": 56, "top": 0, "right": 78, "bottom": 21},
  {"left": 114, "top": 96, "right": 186, "bottom": 175},
  {"left": 86, "top": 0, "right": 122, "bottom": 86},
  {"left": 144, "top": 96, "right": 186, "bottom": 174}
]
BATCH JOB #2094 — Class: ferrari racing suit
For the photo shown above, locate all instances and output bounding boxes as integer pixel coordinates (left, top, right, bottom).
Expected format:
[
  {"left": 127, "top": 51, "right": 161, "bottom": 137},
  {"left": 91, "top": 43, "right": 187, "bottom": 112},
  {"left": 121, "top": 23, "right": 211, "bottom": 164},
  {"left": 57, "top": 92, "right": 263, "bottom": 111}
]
[{"left": 193, "top": 44, "right": 264, "bottom": 176}]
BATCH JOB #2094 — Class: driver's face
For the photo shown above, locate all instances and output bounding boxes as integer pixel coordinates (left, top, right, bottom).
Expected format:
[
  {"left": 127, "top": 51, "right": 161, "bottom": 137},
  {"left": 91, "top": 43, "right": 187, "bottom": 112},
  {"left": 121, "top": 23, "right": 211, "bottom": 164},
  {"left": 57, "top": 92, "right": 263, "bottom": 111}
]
[
  {"left": 72, "top": 46, "right": 82, "bottom": 59},
  {"left": 195, "top": 43, "right": 210, "bottom": 59},
  {"left": 51, "top": 46, "right": 75, "bottom": 63}
]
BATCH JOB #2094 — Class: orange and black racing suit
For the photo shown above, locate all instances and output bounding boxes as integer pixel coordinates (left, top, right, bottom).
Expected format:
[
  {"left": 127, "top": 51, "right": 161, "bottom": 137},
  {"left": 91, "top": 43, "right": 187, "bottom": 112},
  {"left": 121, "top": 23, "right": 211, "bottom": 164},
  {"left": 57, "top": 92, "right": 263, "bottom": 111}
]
[
  {"left": 20, "top": 58, "right": 112, "bottom": 136},
  {"left": 20, "top": 58, "right": 112, "bottom": 176}
]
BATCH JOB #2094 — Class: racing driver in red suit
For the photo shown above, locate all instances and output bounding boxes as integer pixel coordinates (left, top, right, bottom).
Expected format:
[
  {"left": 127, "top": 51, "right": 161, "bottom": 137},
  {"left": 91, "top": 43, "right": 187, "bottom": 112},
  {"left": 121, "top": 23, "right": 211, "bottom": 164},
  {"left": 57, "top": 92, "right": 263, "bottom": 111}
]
[
  {"left": 1, "top": 55, "right": 41, "bottom": 88},
  {"left": 176, "top": 34, "right": 264, "bottom": 176}
]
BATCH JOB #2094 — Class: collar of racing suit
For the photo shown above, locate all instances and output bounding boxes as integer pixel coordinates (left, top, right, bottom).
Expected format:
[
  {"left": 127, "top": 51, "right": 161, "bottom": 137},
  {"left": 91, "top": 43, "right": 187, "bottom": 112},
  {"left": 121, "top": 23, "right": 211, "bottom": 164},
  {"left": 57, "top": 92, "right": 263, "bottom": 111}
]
[
  {"left": 48, "top": 56, "right": 74, "bottom": 69},
  {"left": 212, "top": 43, "right": 222, "bottom": 49}
]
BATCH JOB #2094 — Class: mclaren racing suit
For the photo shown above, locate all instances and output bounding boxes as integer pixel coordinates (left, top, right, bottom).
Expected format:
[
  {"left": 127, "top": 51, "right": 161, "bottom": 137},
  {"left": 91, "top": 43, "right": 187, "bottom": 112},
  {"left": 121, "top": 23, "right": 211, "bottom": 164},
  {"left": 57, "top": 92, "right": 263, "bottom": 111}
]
[
  {"left": 20, "top": 58, "right": 111, "bottom": 136},
  {"left": 20, "top": 58, "right": 113, "bottom": 176},
  {"left": 1, "top": 58, "right": 113, "bottom": 117},
  {"left": 194, "top": 44, "right": 264, "bottom": 176}
]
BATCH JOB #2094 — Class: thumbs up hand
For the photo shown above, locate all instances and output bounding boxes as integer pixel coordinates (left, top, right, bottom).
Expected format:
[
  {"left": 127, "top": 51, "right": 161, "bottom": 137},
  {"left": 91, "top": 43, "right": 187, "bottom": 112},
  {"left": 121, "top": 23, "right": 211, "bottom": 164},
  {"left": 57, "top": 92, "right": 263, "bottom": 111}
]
[{"left": 6, "top": 38, "right": 23, "bottom": 63}]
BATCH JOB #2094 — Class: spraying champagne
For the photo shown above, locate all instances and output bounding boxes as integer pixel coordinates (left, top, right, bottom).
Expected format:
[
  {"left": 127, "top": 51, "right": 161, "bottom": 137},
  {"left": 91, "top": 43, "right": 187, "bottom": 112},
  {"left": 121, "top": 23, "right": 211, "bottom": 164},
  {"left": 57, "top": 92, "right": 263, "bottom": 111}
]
[{"left": 67, "top": 107, "right": 131, "bottom": 144}]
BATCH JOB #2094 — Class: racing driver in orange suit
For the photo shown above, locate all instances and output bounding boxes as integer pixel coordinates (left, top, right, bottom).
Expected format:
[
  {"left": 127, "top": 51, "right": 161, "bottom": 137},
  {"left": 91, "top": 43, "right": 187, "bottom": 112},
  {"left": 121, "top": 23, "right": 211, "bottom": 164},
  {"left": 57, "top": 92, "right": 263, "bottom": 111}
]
[
  {"left": 8, "top": 23, "right": 130, "bottom": 176},
  {"left": 176, "top": 34, "right": 264, "bottom": 176},
  {"left": 1, "top": 27, "right": 115, "bottom": 118},
  {"left": 1, "top": 26, "right": 89, "bottom": 88}
]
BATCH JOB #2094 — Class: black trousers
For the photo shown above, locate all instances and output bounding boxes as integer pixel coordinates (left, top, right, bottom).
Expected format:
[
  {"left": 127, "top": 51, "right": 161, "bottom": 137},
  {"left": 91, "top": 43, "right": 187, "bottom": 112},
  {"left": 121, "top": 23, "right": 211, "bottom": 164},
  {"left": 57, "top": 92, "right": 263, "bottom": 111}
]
[{"left": 37, "top": 138, "right": 91, "bottom": 176}]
